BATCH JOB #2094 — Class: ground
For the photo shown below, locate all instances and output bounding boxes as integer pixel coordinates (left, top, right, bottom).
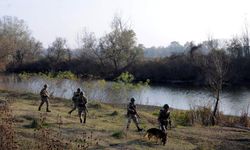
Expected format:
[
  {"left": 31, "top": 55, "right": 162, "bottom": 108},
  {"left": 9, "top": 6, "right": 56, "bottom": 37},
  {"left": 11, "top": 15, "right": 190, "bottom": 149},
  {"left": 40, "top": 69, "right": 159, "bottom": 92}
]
[{"left": 0, "top": 89, "right": 250, "bottom": 150}]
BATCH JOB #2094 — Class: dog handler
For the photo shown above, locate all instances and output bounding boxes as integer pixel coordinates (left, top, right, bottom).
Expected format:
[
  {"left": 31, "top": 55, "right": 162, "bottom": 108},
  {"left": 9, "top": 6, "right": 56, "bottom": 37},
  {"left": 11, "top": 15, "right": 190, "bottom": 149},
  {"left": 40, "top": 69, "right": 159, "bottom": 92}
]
[{"left": 158, "top": 104, "right": 172, "bottom": 133}]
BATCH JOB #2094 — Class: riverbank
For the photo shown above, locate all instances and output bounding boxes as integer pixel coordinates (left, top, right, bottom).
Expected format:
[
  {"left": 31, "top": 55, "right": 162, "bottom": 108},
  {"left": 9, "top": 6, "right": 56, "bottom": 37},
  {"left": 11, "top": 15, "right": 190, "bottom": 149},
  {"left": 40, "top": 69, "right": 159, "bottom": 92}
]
[{"left": 0, "top": 89, "right": 250, "bottom": 150}]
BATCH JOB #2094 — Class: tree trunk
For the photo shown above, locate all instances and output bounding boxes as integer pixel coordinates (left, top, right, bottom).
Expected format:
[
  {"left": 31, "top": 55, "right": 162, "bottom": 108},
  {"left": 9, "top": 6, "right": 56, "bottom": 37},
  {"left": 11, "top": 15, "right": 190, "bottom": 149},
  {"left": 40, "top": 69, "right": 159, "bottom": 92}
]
[{"left": 212, "top": 89, "right": 220, "bottom": 125}]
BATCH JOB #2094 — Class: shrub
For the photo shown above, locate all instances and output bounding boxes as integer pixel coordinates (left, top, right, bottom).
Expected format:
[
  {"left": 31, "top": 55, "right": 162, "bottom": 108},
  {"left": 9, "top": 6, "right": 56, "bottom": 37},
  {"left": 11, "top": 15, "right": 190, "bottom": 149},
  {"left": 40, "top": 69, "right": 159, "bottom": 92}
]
[
  {"left": 0, "top": 100, "right": 18, "bottom": 149},
  {"left": 110, "top": 111, "right": 119, "bottom": 116},
  {"left": 187, "top": 106, "right": 214, "bottom": 126},
  {"left": 111, "top": 131, "right": 125, "bottom": 139}
]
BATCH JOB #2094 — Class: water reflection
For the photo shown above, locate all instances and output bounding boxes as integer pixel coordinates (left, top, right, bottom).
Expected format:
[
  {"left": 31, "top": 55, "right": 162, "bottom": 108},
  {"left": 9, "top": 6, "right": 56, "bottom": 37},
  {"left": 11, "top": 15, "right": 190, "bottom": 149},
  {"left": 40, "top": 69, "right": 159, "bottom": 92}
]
[{"left": 0, "top": 74, "right": 249, "bottom": 116}]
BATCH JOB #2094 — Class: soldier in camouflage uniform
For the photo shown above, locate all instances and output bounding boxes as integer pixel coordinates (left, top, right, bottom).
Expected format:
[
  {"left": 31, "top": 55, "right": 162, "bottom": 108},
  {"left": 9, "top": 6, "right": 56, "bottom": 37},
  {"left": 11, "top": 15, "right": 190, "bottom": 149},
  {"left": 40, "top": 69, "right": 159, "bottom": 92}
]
[
  {"left": 38, "top": 84, "right": 51, "bottom": 112},
  {"left": 68, "top": 88, "right": 81, "bottom": 115},
  {"left": 126, "top": 98, "right": 143, "bottom": 132},
  {"left": 78, "top": 92, "right": 88, "bottom": 123},
  {"left": 158, "top": 104, "right": 171, "bottom": 133}
]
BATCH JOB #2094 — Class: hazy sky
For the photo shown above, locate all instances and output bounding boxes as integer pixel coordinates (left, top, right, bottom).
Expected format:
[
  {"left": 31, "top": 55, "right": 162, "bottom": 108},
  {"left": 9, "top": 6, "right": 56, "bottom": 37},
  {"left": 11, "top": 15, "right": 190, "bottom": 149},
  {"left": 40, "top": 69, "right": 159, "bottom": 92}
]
[{"left": 0, "top": 0, "right": 250, "bottom": 48}]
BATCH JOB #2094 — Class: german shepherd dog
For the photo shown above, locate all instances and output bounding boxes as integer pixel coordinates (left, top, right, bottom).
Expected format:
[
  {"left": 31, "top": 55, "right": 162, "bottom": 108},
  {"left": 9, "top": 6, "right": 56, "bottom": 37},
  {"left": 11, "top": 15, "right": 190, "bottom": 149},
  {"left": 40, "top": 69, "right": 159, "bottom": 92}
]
[{"left": 144, "top": 128, "right": 167, "bottom": 145}]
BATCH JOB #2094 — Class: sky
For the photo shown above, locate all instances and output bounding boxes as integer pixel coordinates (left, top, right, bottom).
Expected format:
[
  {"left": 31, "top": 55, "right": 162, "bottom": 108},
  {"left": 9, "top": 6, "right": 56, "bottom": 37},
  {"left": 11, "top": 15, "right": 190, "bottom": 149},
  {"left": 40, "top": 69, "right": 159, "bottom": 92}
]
[{"left": 0, "top": 0, "right": 250, "bottom": 48}]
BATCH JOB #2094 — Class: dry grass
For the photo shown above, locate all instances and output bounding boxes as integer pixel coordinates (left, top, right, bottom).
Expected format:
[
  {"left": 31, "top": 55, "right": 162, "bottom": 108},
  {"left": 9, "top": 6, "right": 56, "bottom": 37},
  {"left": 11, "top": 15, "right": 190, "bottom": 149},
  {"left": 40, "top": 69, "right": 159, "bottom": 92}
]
[{"left": 0, "top": 89, "right": 250, "bottom": 150}]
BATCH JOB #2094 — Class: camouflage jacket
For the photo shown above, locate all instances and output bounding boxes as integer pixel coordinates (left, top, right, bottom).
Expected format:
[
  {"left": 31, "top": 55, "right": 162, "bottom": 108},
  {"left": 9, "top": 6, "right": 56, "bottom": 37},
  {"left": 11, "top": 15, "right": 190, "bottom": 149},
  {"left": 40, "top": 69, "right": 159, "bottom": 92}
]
[
  {"left": 78, "top": 95, "right": 88, "bottom": 107},
  {"left": 40, "top": 88, "right": 49, "bottom": 98},
  {"left": 72, "top": 91, "right": 80, "bottom": 102},
  {"left": 158, "top": 109, "right": 171, "bottom": 123},
  {"left": 127, "top": 102, "right": 137, "bottom": 115}
]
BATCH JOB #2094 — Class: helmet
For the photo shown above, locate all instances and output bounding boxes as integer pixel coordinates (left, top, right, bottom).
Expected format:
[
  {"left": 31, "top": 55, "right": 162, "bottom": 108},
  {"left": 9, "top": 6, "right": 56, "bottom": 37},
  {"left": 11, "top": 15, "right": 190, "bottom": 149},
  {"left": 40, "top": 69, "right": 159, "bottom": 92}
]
[
  {"left": 130, "top": 98, "right": 135, "bottom": 102},
  {"left": 163, "top": 104, "right": 169, "bottom": 109},
  {"left": 44, "top": 84, "right": 48, "bottom": 88},
  {"left": 80, "top": 92, "right": 84, "bottom": 95},
  {"left": 77, "top": 88, "right": 81, "bottom": 92}
]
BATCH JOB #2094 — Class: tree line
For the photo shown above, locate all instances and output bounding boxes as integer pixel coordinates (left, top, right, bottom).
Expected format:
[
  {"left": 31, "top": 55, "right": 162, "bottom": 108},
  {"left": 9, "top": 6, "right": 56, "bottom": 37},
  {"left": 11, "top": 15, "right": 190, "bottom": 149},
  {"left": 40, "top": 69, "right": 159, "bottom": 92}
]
[{"left": 1, "top": 15, "right": 250, "bottom": 86}]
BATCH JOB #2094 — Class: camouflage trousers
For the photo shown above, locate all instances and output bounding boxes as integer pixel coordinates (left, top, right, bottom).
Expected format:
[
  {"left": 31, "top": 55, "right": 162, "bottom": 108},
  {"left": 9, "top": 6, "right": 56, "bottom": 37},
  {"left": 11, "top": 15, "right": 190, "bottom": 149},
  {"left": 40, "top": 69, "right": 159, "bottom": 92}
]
[
  {"left": 127, "top": 114, "right": 140, "bottom": 129},
  {"left": 159, "top": 120, "right": 171, "bottom": 133},
  {"left": 38, "top": 97, "right": 50, "bottom": 111},
  {"left": 78, "top": 106, "right": 87, "bottom": 123}
]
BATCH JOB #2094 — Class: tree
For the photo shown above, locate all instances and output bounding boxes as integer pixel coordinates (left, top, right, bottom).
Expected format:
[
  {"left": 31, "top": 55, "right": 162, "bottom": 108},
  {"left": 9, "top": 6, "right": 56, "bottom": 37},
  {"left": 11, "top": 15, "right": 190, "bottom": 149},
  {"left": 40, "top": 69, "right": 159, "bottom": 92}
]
[
  {"left": 203, "top": 49, "right": 230, "bottom": 125},
  {"left": 47, "top": 37, "right": 71, "bottom": 63},
  {"left": 242, "top": 23, "right": 250, "bottom": 57},
  {"left": 0, "top": 16, "right": 43, "bottom": 68},
  {"left": 77, "top": 15, "right": 144, "bottom": 77},
  {"left": 227, "top": 37, "right": 243, "bottom": 59},
  {"left": 98, "top": 15, "right": 144, "bottom": 75}
]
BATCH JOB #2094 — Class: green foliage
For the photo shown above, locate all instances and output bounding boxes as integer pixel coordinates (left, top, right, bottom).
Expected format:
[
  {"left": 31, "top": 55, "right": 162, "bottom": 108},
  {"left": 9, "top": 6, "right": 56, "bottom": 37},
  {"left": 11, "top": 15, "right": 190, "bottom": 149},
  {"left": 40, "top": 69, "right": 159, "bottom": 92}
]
[
  {"left": 172, "top": 111, "right": 190, "bottom": 126},
  {"left": 111, "top": 130, "right": 125, "bottom": 139},
  {"left": 110, "top": 111, "right": 119, "bottom": 116},
  {"left": 18, "top": 71, "right": 77, "bottom": 80},
  {"left": 152, "top": 111, "right": 159, "bottom": 116},
  {"left": 110, "top": 72, "right": 150, "bottom": 101},
  {"left": 113, "top": 72, "right": 150, "bottom": 90},
  {"left": 56, "top": 71, "right": 77, "bottom": 80},
  {"left": 116, "top": 72, "right": 134, "bottom": 83}
]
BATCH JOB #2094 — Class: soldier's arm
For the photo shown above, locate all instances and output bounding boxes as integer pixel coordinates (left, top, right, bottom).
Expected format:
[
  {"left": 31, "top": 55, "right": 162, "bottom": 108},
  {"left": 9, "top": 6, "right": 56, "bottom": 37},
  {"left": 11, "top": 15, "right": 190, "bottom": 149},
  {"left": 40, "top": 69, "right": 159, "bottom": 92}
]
[
  {"left": 158, "top": 110, "right": 163, "bottom": 121},
  {"left": 169, "top": 112, "right": 172, "bottom": 129},
  {"left": 127, "top": 104, "right": 134, "bottom": 112},
  {"left": 84, "top": 96, "right": 88, "bottom": 104}
]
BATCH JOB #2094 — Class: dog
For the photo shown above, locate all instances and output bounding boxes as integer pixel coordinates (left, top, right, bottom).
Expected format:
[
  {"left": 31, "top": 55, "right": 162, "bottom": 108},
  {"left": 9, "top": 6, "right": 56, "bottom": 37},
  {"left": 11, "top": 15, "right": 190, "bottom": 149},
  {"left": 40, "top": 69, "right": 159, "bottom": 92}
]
[{"left": 144, "top": 128, "right": 167, "bottom": 145}]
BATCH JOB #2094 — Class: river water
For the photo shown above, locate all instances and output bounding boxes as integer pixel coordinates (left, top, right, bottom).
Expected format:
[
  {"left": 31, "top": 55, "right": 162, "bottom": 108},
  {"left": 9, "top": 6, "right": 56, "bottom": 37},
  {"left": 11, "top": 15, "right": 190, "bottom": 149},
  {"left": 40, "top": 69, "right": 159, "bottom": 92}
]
[{"left": 0, "top": 74, "right": 249, "bottom": 116}]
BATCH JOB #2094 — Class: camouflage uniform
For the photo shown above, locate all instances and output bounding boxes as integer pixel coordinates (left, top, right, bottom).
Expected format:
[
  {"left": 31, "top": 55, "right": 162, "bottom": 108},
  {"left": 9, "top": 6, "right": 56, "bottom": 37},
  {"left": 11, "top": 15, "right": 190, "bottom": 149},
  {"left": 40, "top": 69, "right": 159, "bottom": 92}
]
[
  {"left": 68, "top": 89, "right": 81, "bottom": 114},
  {"left": 126, "top": 98, "right": 142, "bottom": 131},
  {"left": 38, "top": 84, "right": 51, "bottom": 112},
  {"left": 158, "top": 104, "right": 171, "bottom": 133},
  {"left": 78, "top": 92, "right": 88, "bottom": 123}
]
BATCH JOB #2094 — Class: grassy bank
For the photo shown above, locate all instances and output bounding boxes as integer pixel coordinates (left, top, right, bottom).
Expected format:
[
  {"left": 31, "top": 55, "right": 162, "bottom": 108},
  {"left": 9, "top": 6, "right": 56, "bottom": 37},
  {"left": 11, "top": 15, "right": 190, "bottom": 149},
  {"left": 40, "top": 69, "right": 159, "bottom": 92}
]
[{"left": 0, "top": 89, "right": 250, "bottom": 150}]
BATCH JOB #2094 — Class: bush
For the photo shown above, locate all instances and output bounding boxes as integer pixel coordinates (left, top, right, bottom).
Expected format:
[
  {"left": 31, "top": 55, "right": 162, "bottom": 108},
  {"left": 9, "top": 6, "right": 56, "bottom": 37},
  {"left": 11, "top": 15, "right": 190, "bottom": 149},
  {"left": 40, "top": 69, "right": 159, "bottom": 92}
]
[
  {"left": 172, "top": 111, "right": 190, "bottom": 126},
  {"left": 187, "top": 106, "right": 213, "bottom": 126},
  {"left": 110, "top": 111, "right": 119, "bottom": 116},
  {"left": 111, "top": 131, "right": 125, "bottom": 139}
]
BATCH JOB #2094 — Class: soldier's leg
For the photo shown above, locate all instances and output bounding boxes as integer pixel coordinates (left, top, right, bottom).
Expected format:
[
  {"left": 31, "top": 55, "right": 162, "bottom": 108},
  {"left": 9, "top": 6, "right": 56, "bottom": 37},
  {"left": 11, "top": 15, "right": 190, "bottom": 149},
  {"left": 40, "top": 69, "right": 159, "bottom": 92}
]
[
  {"left": 126, "top": 116, "right": 132, "bottom": 130},
  {"left": 132, "top": 115, "right": 142, "bottom": 131},
  {"left": 38, "top": 100, "right": 44, "bottom": 111},
  {"left": 78, "top": 109, "right": 83, "bottom": 123},
  {"left": 45, "top": 99, "right": 50, "bottom": 112},
  {"left": 83, "top": 110, "right": 86, "bottom": 123},
  {"left": 162, "top": 124, "right": 167, "bottom": 133},
  {"left": 159, "top": 122, "right": 167, "bottom": 133}
]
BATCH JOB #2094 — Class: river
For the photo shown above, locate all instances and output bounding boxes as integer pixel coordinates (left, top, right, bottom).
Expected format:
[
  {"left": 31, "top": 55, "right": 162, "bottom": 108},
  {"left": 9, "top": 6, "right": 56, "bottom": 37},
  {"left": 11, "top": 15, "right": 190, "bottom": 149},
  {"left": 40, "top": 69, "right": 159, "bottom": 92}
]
[{"left": 0, "top": 74, "right": 249, "bottom": 116}]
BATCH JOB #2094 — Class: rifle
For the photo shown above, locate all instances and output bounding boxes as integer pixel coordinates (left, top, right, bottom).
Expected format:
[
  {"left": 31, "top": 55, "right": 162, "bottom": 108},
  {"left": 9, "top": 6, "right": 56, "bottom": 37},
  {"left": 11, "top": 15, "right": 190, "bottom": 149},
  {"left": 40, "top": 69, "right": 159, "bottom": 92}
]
[
  {"left": 49, "top": 91, "right": 54, "bottom": 98},
  {"left": 134, "top": 109, "right": 141, "bottom": 118},
  {"left": 131, "top": 105, "right": 140, "bottom": 118}
]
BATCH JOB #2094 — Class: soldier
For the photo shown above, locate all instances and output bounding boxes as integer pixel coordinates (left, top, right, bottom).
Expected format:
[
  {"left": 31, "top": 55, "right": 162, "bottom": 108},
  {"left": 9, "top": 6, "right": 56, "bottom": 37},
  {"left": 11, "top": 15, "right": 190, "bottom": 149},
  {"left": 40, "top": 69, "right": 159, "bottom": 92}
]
[
  {"left": 68, "top": 88, "right": 81, "bottom": 115},
  {"left": 126, "top": 98, "right": 143, "bottom": 132},
  {"left": 78, "top": 92, "right": 88, "bottom": 124},
  {"left": 38, "top": 84, "right": 51, "bottom": 112},
  {"left": 158, "top": 104, "right": 172, "bottom": 133}
]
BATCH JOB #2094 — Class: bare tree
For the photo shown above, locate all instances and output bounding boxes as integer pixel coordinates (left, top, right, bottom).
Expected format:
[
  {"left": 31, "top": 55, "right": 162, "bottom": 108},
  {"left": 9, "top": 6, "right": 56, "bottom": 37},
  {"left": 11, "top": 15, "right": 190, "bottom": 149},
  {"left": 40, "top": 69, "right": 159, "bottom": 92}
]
[
  {"left": 242, "top": 23, "right": 250, "bottom": 57},
  {"left": 0, "top": 16, "right": 43, "bottom": 68},
  {"left": 77, "top": 15, "right": 144, "bottom": 76},
  {"left": 203, "top": 49, "right": 230, "bottom": 125},
  {"left": 227, "top": 37, "right": 243, "bottom": 59},
  {"left": 47, "top": 37, "right": 70, "bottom": 63}
]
